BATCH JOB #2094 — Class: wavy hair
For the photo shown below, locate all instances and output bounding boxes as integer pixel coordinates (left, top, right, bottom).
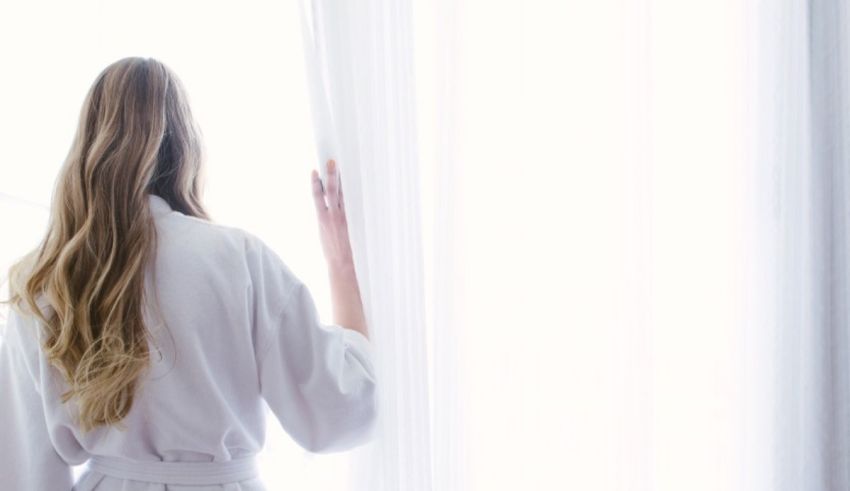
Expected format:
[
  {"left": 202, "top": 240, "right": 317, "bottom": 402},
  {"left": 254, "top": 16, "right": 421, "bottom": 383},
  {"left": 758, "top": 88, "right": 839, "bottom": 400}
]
[{"left": 6, "top": 57, "right": 208, "bottom": 432}]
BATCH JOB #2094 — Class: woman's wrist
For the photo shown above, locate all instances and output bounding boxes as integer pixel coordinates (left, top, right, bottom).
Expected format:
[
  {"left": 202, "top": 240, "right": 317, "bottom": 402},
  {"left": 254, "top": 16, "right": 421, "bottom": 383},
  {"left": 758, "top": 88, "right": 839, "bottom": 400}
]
[
  {"left": 327, "top": 260, "right": 368, "bottom": 337},
  {"left": 327, "top": 257, "right": 357, "bottom": 277}
]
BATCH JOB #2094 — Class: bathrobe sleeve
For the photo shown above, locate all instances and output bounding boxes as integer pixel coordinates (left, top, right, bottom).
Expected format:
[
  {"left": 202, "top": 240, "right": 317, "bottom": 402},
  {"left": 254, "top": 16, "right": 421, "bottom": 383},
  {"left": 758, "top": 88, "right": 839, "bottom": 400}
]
[
  {"left": 0, "top": 309, "right": 73, "bottom": 490},
  {"left": 247, "top": 235, "right": 377, "bottom": 453}
]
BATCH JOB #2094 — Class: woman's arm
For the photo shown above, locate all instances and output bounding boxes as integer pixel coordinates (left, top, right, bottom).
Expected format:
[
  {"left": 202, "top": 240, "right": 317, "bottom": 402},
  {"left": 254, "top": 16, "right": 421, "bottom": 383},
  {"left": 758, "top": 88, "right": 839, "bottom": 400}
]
[{"left": 311, "top": 159, "right": 369, "bottom": 339}]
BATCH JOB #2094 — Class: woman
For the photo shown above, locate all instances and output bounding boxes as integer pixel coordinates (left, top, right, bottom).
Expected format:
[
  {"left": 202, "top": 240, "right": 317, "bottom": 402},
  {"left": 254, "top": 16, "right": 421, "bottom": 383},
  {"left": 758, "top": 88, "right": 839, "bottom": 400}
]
[{"left": 0, "top": 57, "right": 376, "bottom": 490}]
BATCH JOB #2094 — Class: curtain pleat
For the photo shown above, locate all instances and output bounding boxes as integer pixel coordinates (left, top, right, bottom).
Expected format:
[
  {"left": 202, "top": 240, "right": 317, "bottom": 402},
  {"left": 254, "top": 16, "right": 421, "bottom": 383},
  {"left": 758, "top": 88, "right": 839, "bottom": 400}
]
[{"left": 298, "top": 1, "right": 433, "bottom": 490}]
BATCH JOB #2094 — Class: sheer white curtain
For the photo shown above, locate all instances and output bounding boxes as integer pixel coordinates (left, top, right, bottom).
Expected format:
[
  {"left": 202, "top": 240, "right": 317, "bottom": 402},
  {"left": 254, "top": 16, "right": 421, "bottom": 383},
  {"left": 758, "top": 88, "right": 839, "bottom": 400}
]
[
  {"left": 304, "top": 0, "right": 850, "bottom": 490},
  {"left": 416, "top": 2, "right": 655, "bottom": 489},
  {"left": 298, "top": 1, "right": 432, "bottom": 490}
]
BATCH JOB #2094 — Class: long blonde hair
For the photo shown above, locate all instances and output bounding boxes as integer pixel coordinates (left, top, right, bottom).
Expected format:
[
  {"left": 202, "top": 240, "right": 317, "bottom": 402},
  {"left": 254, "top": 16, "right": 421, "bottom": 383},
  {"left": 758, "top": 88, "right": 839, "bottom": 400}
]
[{"left": 6, "top": 57, "right": 208, "bottom": 432}]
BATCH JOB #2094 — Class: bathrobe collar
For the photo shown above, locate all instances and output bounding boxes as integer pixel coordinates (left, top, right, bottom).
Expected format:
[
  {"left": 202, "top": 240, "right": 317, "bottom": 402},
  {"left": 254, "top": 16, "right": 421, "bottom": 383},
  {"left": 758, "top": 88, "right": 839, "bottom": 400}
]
[{"left": 148, "top": 194, "right": 173, "bottom": 219}]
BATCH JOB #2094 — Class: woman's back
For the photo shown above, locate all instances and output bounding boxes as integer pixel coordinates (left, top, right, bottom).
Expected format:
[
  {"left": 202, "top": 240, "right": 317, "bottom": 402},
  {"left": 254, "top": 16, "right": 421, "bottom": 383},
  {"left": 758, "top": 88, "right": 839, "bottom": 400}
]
[{"left": 0, "top": 194, "right": 376, "bottom": 489}]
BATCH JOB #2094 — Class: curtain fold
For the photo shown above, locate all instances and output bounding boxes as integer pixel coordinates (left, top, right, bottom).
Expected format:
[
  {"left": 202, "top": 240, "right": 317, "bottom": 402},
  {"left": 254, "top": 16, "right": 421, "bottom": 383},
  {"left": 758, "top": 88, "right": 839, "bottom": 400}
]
[
  {"left": 768, "top": 1, "right": 850, "bottom": 487},
  {"left": 297, "top": 1, "right": 433, "bottom": 490},
  {"left": 743, "top": 1, "right": 850, "bottom": 489},
  {"left": 809, "top": 5, "right": 850, "bottom": 486}
]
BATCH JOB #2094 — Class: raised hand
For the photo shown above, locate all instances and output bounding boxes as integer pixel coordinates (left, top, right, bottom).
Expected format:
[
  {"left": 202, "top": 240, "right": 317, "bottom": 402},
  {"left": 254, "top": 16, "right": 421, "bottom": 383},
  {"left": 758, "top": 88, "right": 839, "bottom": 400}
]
[{"left": 311, "top": 159, "right": 354, "bottom": 267}]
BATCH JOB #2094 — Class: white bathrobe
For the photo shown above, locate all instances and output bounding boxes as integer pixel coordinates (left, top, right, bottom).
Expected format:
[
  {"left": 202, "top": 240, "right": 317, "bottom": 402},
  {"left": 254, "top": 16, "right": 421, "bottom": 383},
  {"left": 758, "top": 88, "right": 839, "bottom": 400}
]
[{"left": 0, "top": 194, "right": 377, "bottom": 490}]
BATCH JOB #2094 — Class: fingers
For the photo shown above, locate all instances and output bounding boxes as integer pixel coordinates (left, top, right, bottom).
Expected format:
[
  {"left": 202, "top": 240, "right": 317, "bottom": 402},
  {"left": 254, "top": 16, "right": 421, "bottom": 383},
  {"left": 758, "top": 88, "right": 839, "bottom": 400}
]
[
  {"left": 311, "top": 169, "right": 328, "bottom": 214},
  {"left": 338, "top": 173, "right": 345, "bottom": 211},
  {"left": 312, "top": 159, "right": 345, "bottom": 216},
  {"left": 326, "top": 159, "right": 340, "bottom": 210}
]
